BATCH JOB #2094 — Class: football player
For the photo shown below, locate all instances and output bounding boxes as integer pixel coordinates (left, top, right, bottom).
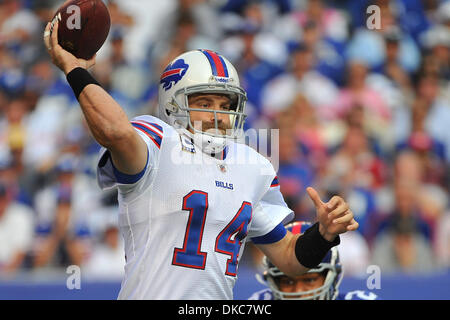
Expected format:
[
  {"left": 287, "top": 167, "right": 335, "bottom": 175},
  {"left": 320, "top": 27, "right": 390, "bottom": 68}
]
[
  {"left": 43, "top": 21, "right": 358, "bottom": 299},
  {"left": 249, "top": 221, "right": 379, "bottom": 300}
]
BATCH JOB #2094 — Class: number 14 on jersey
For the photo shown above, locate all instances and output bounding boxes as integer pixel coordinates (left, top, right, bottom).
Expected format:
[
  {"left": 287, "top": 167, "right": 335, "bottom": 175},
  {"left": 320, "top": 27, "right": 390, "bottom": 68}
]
[{"left": 172, "top": 190, "right": 252, "bottom": 277}]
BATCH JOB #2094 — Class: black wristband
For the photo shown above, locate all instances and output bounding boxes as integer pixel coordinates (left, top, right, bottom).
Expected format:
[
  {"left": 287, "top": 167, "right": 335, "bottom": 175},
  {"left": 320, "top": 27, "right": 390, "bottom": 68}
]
[
  {"left": 294, "top": 222, "right": 340, "bottom": 269},
  {"left": 66, "top": 67, "right": 100, "bottom": 99}
]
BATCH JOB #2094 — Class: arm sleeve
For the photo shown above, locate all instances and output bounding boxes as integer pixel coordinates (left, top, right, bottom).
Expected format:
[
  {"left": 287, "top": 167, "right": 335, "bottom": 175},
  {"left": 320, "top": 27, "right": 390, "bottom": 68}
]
[
  {"left": 248, "top": 177, "right": 294, "bottom": 243},
  {"left": 96, "top": 116, "right": 164, "bottom": 190}
]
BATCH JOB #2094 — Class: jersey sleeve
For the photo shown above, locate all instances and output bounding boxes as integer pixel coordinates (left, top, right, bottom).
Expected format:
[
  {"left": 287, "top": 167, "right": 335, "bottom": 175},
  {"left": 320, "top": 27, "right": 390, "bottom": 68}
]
[
  {"left": 248, "top": 175, "right": 294, "bottom": 243},
  {"left": 96, "top": 115, "right": 165, "bottom": 191}
]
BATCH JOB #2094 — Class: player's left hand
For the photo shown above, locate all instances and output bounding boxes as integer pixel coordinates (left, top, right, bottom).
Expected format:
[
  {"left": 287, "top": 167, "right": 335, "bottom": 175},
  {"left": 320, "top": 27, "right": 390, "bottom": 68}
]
[
  {"left": 43, "top": 20, "right": 96, "bottom": 75},
  {"left": 306, "top": 187, "right": 359, "bottom": 242}
]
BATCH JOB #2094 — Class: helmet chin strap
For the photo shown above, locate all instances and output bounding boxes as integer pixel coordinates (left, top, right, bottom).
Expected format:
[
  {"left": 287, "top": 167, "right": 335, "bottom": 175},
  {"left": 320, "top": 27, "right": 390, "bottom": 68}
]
[
  {"left": 177, "top": 125, "right": 227, "bottom": 156},
  {"left": 196, "top": 133, "right": 227, "bottom": 155}
]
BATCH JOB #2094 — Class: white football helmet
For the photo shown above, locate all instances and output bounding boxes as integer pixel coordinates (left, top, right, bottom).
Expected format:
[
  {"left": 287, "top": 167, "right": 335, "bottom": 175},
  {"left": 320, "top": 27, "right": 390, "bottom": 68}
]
[{"left": 158, "top": 50, "right": 247, "bottom": 154}]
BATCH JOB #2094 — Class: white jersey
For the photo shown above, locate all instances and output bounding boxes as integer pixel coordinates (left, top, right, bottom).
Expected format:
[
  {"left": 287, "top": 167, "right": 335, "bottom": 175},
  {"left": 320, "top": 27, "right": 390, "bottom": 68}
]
[{"left": 97, "top": 115, "right": 293, "bottom": 300}]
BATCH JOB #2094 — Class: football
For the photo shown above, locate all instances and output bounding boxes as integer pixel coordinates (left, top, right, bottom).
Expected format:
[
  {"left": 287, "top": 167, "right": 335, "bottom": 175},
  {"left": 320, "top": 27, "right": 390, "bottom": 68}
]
[{"left": 51, "top": 0, "right": 111, "bottom": 60}]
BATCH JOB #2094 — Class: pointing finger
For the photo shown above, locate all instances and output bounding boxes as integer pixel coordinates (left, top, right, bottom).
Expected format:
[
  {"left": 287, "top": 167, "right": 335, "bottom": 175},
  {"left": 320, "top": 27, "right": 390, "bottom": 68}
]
[{"left": 306, "top": 187, "right": 324, "bottom": 209}]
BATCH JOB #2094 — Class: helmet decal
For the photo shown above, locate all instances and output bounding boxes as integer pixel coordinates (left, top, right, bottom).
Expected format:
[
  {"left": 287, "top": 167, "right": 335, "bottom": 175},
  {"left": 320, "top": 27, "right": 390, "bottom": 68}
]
[
  {"left": 199, "top": 49, "right": 229, "bottom": 78},
  {"left": 160, "top": 58, "right": 190, "bottom": 91}
]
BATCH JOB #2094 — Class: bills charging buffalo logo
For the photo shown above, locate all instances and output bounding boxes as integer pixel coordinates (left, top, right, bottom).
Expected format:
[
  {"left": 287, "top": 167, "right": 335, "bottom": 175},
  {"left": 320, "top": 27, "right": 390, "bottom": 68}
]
[{"left": 160, "top": 59, "right": 189, "bottom": 91}]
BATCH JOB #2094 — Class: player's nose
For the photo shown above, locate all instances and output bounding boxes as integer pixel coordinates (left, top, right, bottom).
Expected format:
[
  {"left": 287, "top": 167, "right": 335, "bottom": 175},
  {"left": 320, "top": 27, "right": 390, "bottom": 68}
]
[
  {"left": 209, "top": 107, "right": 225, "bottom": 122},
  {"left": 295, "top": 283, "right": 308, "bottom": 292}
]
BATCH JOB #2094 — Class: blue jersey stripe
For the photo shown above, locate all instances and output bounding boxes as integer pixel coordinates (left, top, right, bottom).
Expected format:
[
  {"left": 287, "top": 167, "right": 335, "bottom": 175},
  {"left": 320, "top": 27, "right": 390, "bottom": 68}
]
[
  {"left": 251, "top": 223, "right": 287, "bottom": 244},
  {"left": 107, "top": 148, "right": 149, "bottom": 185},
  {"left": 132, "top": 121, "right": 163, "bottom": 138},
  {"left": 270, "top": 176, "right": 279, "bottom": 187},
  {"left": 222, "top": 146, "right": 228, "bottom": 160},
  {"left": 132, "top": 123, "right": 162, "bottom": 148},
  {"left": 147, "top": 122, "right": 163, "bottom": 133}
]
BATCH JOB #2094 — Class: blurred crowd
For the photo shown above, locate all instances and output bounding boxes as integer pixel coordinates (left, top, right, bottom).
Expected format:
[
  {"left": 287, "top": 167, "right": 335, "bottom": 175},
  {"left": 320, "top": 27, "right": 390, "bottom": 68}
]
[{"left": 0, "top": 0, "right": 449, "bottom": 281}]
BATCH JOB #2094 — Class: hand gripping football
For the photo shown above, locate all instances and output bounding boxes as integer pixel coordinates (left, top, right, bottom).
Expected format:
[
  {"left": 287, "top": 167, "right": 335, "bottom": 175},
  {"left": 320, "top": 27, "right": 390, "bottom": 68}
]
[{"left": 51, "top": 0, "right": 111, "bottom": 60}]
